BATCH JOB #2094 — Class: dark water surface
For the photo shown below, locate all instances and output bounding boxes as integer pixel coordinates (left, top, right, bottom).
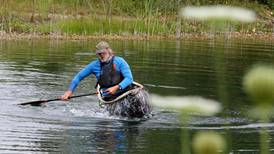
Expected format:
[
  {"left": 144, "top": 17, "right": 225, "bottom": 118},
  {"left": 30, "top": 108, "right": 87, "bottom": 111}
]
[{"left": 0, "top": 39, "right": 273, "bottom": 153}]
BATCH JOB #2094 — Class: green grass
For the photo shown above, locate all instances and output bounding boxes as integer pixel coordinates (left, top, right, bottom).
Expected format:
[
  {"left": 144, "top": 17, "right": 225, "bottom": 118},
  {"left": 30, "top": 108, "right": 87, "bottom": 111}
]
[
  {"left": 0, "top": 0, "right": 273, "bottom": 37},
  {"left": 37, "top": 15, "right": 178, "bottom": 36}
]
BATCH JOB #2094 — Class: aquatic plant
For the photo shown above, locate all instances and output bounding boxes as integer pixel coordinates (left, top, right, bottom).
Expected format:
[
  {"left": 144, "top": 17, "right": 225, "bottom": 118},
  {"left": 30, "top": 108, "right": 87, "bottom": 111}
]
[
  {"left": 243, "top": 65, "right": 274, "bottom": 107},
  {"left": 150, "top": 95, "right": 222, "bottom": 153},
  {"left": 180, "top": 5, "right": 257, "bottom": 35},
  {"left": 180, "top": 6, "right": 256, "bottom": 23},
  {"left": 150, "top": 95, "right": 221, "bottom": 116},
  {"left": 243, "top": 64, "right": 274, "bottom": 154},
  {"left": 243, "top": 64, "right": 274, "bottom": 121},
  {"left": 192, "top": 131, "right": 226, "bottom": 154}
]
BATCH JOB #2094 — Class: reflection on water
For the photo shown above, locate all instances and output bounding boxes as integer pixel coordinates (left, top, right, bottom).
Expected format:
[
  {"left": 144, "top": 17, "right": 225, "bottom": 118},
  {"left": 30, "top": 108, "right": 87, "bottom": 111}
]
[{"left": 0, "top": 39, "right": 273, "bottom": 153}]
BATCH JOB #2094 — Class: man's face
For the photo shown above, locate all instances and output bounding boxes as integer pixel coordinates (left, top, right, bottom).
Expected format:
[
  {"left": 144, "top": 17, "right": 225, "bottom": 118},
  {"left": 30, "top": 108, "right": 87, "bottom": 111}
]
[{"left": 97, "top": 49, "right": 110, "bottom": 62}]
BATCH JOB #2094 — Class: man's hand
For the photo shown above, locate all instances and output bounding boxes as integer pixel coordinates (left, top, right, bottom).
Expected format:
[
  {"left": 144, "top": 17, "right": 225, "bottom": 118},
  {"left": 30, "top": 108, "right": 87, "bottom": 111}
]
[
  {"left": 105, "top": 85, "right": 120, "bottom": 95},
  {"left": 61, "top": 90, "right": 73, "bottom": 101}
]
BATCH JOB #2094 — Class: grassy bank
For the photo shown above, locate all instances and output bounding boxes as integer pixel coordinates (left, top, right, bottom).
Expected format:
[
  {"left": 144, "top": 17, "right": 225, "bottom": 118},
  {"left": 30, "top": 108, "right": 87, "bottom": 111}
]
[{"left": 0, "top": 0, "right": 273, "bottom": 40}]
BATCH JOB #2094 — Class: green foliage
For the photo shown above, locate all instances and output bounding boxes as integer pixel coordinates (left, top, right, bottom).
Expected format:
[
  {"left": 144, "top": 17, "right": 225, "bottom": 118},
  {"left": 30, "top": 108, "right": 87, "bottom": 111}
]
[
  {"left": 0, "top": 0, "right": 272, "bottom": 36},
  {"left": 8, "top": 20, "right": 33, "bottom": 33},
  {"left": 37, "top": 15, "right": 177, "bottom": 36}
]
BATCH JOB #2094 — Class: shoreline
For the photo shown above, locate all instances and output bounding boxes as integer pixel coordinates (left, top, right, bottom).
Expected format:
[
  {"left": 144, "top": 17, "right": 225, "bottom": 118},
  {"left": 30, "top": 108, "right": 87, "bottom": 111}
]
[{"left": 0, "top": 32, "right": 273, "bottom": 42}]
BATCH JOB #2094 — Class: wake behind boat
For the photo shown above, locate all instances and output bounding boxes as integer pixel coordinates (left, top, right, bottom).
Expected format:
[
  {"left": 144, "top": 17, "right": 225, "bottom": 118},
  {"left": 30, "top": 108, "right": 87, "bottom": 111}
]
[{"left": 97, "top": 82, "right": 152, "bottom": 118}]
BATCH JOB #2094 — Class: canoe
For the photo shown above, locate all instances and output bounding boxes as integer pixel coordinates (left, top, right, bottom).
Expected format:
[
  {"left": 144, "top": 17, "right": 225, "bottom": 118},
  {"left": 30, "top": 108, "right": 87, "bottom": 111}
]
[{"left": 97, "top": 82, "right": 152, "bottom": 118}]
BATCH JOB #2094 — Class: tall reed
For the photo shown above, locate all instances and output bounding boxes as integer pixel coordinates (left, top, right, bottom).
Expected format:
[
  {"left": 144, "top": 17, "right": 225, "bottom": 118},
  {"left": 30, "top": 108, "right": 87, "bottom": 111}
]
[{"left": 0, "top": 0, "right": 272, "bottom": 37}]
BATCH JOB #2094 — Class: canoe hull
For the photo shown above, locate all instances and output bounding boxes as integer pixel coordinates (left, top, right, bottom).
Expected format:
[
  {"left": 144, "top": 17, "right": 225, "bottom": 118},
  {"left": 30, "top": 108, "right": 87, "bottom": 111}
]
[
  {"left": 104, "top": 88, "right": 151, "bottom": 118},
  {"left": 97, "top": 82, "right": 152, "bottom": 118}
]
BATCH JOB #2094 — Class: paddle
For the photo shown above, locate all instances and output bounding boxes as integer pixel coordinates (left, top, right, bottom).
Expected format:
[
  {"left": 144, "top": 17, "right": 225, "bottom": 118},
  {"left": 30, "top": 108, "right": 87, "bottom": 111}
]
[{"left": 18, "top": 92, "right": 98, "bottom": 106}]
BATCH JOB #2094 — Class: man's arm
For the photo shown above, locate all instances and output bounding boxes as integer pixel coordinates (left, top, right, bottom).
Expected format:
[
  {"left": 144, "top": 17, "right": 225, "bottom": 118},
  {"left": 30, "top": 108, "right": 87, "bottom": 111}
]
[
  {"left": 61, "top": 61, "right": 97, "bottom": 100},
  {"left": 117, "top": 57, "right": 133, "bottom": 90}
]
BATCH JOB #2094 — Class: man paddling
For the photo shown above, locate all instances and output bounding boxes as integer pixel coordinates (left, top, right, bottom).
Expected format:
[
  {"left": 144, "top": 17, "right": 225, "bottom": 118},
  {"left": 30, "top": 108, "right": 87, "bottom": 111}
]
[
  {"left": 61, "top": 41, "right": 151, "bottom": 118},
  {"left": 61, "top": 41, "right": 133, "bottom": 101}
]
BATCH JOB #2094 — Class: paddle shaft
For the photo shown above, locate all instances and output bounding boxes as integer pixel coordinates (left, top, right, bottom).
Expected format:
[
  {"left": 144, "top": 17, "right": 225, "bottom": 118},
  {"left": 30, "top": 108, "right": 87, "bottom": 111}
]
[
  {"left": 19, "top": 92, "right": 98, "bottom": 105},
  {"left": 47, "top": 93, "right": 97, "bottom": 102}
]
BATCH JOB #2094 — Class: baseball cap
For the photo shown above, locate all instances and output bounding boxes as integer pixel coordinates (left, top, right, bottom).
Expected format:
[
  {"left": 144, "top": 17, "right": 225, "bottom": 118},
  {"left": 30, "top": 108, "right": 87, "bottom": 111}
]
[{"left": 96, "top": 41, "right": 110, "bottom": 54}]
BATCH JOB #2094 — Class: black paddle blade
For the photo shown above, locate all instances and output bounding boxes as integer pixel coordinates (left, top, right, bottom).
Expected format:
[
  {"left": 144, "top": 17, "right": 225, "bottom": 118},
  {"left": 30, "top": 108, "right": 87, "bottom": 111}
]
[{"left": 18, "top": 100, "right": 48, "bottom": 106}]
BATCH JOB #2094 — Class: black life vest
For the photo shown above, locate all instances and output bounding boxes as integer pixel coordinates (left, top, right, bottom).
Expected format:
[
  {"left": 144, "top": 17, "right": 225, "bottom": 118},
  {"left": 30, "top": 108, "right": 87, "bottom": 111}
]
[{"left": 98, "top": 56, "right": 123, "bottom": 88}]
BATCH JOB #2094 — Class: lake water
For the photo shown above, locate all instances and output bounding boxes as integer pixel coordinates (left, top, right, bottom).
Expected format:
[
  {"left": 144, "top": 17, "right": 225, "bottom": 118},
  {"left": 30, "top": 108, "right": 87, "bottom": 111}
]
[{"left": 0, "top": 39, "right": 273, "bottom": 153}]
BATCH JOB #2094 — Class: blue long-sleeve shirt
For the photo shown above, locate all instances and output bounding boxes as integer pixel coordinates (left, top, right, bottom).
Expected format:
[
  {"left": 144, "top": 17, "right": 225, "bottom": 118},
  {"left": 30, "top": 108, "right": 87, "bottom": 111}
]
[{"left": 68, "top": 56, "right": 133, "bottom": 92}]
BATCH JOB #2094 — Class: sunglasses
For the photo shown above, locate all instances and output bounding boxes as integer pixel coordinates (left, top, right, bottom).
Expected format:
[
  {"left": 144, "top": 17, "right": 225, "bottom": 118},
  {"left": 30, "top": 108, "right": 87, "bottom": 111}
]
[{"left": 96, "top": 48, "right": 109, "bottom": 55}]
